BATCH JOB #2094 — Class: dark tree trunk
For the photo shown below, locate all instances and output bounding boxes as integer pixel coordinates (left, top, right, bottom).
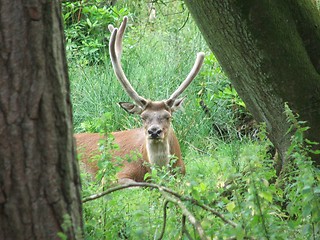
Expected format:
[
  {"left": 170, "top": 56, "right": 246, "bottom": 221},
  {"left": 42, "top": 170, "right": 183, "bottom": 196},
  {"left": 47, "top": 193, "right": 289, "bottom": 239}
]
[
  {"left": 184, "top": 0, "right": 320, "bottom": 172},
  {"left": 0, "top": 1, "right": 82, "bottom": 239}
]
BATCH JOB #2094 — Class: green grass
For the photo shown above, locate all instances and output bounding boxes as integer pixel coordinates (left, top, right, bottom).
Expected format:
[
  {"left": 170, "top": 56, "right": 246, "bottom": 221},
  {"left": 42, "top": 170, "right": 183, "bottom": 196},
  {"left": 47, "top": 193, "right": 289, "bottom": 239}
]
[
  {"left": 80, "top": 133, "right": 319, "bottom": 239},
  {"left": 69, "top": 6, "right": 320, "bottom": 240},
  {"left": 69, "top": 15, "right": 254, "bottom": 239},
  {"left": 81, "top": 140, "right": 253, "bottom": 239},
  {"left": 69, "top": 15, "right": 234, "bottom": 152},
  {"left": 69, "top": 12, "right": 269, "bottom": 239}
]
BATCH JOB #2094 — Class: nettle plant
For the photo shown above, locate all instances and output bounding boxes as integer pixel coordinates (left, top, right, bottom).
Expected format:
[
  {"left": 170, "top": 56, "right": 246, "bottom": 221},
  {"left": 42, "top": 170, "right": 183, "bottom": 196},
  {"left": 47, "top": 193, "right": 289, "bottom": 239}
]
[{"left": 282, "top": 104, "right": 320, "bottom": 238}]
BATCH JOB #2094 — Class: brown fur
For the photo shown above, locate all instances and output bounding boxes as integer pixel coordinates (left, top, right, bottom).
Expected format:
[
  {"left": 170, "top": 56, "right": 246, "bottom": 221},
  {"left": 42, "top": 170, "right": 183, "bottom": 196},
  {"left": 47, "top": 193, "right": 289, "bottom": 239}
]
[
  {"left": 77, "top": 17, "right": 203, "bottom": 184},
  {"left": 75, "top": 124, "right": 185, "bottom": 183}
]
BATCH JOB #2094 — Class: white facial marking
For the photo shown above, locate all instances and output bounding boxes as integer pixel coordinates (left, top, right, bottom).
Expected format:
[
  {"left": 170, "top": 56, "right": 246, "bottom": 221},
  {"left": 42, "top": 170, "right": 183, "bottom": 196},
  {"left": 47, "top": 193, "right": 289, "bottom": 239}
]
[{"left": 146, "top": 139, "right": 170, "bottom": 167}]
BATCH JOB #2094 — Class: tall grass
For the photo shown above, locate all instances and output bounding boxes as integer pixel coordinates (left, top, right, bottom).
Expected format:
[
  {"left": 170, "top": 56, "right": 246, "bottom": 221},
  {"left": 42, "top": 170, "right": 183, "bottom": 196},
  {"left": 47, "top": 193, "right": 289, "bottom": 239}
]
[
  {"left": 68, "top": 3, "right": 320, "bottom": 239},
  {"left": 69, "top": 13, "right": 235, "bottom": 153},
  {"left": 80, "top": 137, "right": 280, "bottom": 239}
]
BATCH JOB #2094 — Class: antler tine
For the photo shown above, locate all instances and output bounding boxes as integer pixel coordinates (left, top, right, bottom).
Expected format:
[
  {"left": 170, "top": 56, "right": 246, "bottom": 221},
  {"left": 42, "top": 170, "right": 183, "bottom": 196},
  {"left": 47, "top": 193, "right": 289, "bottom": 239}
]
[
  {"left": 109, "top": 17, "right": 147, "bottom": 107},
  {"left": 167, "top": 52, "right": 205, "bottom": 104},
  {"left": 108, "top": 16, "right": 127, "bottom": 60}
]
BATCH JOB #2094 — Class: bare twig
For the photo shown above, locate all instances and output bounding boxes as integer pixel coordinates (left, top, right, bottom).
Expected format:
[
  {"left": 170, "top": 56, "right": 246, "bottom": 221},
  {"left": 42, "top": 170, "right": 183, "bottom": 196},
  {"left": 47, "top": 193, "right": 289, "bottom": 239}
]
[
  {"left": 77, "top": 0, "right": 82, "bottom": 23},
  {"left": 82, "top": 182, "right": 237, "bottom": 228},
  {"left": 181, "top": 215, "right": 194, "bottom": 240},
  {"left": 190, "top": 200, "right": 237, "bottom": 228},
  {"left": 178, "top": 11, "right": 190, "bottom": 31},
  {"left": 159, "top": 189, "right": 208, "bottom": 240},
  {"left": 157, "top": 200, "right": 169, "bottom": 240}
]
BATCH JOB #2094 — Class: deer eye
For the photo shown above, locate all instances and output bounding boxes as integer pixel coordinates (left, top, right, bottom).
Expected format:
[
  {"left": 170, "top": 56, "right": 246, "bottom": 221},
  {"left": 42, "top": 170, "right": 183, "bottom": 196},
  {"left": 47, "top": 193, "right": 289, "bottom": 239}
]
[
  {"left": 162, "top": 115, "right": 171, "bottom": 121},
  {"left": 141, "top": 115, "right": 149, "bottom": 122}
]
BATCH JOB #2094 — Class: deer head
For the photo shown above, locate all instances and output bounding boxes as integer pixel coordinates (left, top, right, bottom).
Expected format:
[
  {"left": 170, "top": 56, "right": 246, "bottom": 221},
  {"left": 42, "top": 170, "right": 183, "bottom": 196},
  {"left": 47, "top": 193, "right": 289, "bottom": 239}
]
[{"left": 108, "top": 17, "right": 204, "bottom": 143}]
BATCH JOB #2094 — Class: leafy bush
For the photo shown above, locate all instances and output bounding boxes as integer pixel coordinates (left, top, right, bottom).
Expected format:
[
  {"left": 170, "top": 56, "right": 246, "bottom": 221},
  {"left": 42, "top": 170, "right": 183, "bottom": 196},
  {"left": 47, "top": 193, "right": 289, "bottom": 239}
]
[
  {"left": 281, "top": 104, "right": 320, "bottom": 238},
  {"left": 63, "top": 0, "right": 128, "bottom": 64},
  {"left": 81, "top": 118, "right": 319, "bottom": 239}
]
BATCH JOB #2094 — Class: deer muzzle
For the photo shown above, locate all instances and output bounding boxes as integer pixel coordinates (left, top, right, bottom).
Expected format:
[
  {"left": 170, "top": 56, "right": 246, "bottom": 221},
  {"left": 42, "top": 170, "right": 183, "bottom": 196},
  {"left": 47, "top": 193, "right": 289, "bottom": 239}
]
[{"left": 147, "top": 126, "right": 163, "bottom": 139}]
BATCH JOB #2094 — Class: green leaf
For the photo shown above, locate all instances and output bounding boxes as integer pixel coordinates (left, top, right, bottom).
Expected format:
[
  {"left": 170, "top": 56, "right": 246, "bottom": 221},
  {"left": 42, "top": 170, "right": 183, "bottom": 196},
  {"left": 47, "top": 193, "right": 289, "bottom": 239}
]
[
  {"left": 259, "top": 191, "right": 273, "bottom": 203},
  {"left": 310, "top": 149, "right": 320, "bottom": 155},
  {"left": 235, "top": 225, "right": 245, "bottom": 240},
  {"left": 199, "top": 182, "right": 207, "bottom": 192},
  {"left": 301, "top": 186, "right": 311, "bottom": 194},
  {"left": 86, "top": 18, "right": 92, "bottom": 28},
  {"left": 305, "top": 139, "right": 319, "bottom": 145},
  {"left": 226, "top": 201, "right": 236, "bottom": 212},
  {"left": 302, "top": 204, "right": 312, "bottom": 217}
]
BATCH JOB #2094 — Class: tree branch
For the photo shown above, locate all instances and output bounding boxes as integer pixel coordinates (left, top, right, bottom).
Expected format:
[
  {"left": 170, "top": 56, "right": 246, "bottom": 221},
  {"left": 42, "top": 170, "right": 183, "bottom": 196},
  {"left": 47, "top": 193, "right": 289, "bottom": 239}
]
[
  {"left": 156, "top": 200, "right": 169, "bottom": 240},
  {"left": 82, "top": 182, "right": 238, "bottom": 232},
  {"left": 181, "top": 215, "right": 194, "bottom": 240},
  {"left": 159, "top": 189, "right": 208, "bottom": 240}
]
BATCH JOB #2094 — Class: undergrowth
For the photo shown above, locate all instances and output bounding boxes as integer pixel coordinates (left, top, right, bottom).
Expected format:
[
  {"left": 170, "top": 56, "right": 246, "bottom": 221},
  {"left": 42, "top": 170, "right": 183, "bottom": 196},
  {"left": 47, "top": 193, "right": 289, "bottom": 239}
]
[
  {"left": 81, "top": 111, "right": 319, "bottom": 240},
  {"left": 65, "top": 1, "right": 319, "bottom": 239}
]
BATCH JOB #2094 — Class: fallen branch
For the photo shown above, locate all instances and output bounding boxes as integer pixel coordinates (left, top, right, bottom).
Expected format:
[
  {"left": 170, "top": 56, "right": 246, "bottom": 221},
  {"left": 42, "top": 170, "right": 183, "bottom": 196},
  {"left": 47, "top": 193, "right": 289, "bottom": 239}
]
[
  {"left": 82, "top": 182, "right": 239, "bottom": 238},
  {"left": 181, "top": 215, "right": 194, "bottom": 240},
  {"left": 83, "top": 182, "right": 237, "bottom": 228},
  {"left": 160, "top": 189, "right": 208, "bottom": 240},
  {"left": 157, "top": 200, "right": 169, "bottom": 240}
]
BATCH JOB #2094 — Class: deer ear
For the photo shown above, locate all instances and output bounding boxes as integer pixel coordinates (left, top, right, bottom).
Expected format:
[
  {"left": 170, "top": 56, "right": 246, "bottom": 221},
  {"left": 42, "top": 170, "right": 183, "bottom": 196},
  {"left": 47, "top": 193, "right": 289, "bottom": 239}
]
[
  {"left": 119, "top": 102, "right": 143, "bottom": 114},
  {"left": 169, "top": 97, "right": 186, "bottom": 112}
]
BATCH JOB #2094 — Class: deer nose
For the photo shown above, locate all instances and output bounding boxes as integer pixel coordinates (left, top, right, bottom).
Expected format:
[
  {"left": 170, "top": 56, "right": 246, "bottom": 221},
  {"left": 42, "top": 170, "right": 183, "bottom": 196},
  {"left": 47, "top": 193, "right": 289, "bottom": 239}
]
[{"left": 148, "top": 127, "right": 162, "bottom": 139}]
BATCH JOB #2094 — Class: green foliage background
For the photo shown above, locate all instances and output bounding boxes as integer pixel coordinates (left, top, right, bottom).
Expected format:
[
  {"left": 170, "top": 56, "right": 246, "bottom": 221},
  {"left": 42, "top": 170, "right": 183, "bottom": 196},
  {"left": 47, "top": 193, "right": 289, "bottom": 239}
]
[{"left": 64, "top": 0, "right": 320, "bottom": 239}]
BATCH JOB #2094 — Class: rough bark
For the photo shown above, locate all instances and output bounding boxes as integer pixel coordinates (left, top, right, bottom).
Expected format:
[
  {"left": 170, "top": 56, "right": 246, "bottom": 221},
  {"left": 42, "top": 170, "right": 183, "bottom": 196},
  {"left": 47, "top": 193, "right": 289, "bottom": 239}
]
[
  {"left": 184, "top": 0, "right": 320, "bottom": 171},
  {"left": 0, "top": 1, "right": 82, "bottom": 239}
]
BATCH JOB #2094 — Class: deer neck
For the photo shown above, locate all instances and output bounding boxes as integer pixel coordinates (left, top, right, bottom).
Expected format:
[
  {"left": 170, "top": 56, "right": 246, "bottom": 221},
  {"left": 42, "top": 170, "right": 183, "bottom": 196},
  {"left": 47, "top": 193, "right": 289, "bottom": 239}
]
[{"left": 144, "top": 137, "right": 170, "bottom": 168}]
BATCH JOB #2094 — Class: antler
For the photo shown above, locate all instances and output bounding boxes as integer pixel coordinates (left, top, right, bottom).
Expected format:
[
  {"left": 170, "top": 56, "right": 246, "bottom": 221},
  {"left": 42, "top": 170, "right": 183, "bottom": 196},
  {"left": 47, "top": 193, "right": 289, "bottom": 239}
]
[
  {"left": 109, "top": 17, "right": 205, "bottom": 108},
  {"left": 166, "top": 52, "right": 205, "bottom": 106},
  {"left": 108, "top": 17, "right": 147, "bottom": 107}
]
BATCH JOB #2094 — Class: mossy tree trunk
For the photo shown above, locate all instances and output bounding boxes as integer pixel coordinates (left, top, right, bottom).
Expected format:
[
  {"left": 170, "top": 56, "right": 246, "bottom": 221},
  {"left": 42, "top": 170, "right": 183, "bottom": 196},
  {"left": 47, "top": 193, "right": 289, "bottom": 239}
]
[
  {"left": 185, "top": 0, "right": 320, "bottom": 172},
  {"left": 0, "top": 1, "right": 82, "bottom": 239}
]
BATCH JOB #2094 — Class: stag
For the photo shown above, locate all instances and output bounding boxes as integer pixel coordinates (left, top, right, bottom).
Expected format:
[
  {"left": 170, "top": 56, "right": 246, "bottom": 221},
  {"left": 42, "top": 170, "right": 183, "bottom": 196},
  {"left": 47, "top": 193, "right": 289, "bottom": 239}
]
[{"left": 75, "top": 17, "right": 204, "bottom": 184}]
